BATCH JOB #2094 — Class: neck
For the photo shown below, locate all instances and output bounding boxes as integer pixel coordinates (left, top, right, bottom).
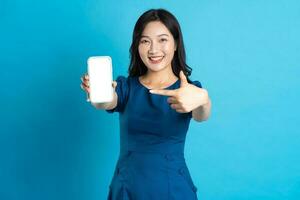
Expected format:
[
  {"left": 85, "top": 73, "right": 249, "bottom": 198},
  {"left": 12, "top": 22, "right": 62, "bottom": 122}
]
[{"left": 142, "top": 65, "right": 177, "bottom": 84}]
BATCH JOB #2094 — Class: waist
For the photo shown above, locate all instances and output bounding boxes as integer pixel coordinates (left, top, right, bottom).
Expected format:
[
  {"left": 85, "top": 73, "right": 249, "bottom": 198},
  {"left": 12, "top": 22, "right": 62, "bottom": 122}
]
[{"left": 120, "top": 140, "right": 185, "bottom": 155}]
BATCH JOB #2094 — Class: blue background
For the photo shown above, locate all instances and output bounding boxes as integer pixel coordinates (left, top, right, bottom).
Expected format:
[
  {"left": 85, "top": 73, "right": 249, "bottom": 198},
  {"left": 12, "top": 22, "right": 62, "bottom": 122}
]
[{"left": 1, "top": 0, "right": 299, "bottom": 199}]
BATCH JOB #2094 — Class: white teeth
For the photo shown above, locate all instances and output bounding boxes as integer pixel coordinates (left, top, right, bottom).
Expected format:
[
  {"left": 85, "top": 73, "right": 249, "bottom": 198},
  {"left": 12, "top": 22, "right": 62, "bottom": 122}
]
[{"left": 149, "top": 56, "right": 163, "bottom": 61}]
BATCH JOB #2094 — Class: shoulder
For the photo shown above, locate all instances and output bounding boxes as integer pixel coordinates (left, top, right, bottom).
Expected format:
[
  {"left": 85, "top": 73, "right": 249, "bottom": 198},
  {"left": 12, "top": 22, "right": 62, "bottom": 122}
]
[
  {"left": 115, "top": 75, "right": 129, "bottom": 83},
  {"left": 115, "top": 75, "right": 136, "bottom": 84},
  {"left": 114, "top": 75, "right": 134, "bottom": 89},
  {"left": 114, "top": 75, "right": 139, "bottom": 95},
  {"left": 188, "top": 79, "right": 202, "bottom": 88}
]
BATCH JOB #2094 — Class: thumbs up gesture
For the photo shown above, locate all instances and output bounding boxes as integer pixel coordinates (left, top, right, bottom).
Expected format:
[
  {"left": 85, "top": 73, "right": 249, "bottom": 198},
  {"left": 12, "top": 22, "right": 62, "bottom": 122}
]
[{"left": 149, "top": 70, "right": 209, "bottom": 113}]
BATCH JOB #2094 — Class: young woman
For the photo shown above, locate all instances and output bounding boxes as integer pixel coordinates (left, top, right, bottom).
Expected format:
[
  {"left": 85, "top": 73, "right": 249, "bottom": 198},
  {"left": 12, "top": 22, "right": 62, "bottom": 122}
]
[{"left": 81, "top": 8, "right": 211, "bottom": 200}]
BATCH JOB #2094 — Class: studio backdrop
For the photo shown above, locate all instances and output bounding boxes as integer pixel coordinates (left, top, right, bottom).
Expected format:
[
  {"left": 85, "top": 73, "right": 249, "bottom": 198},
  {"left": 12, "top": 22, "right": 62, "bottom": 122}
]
[{"left": 0, "top": 0, "right": 299, "bottom": 199}]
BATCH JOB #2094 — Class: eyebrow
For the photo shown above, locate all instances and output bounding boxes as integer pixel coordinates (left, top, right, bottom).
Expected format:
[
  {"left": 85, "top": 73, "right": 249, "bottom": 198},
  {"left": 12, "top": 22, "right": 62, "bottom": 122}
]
[{"left": 140, "top": 34, "right": 169, "bottom": 38}]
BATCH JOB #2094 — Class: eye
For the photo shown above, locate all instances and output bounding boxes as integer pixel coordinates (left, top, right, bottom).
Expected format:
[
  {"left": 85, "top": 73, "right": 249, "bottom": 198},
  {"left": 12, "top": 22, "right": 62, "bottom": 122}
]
[
  {"left": 140, "top": 40, "right": 150, "bottom": 44},
  {"left": 160, "top": 38, "right": 168, "bottom": 42}
]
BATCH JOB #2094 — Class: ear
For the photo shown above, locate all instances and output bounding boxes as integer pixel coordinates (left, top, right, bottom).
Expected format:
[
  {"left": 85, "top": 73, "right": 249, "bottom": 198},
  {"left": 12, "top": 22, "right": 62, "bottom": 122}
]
[{"left": 174, "top": 42, "right": 177, "bottom": 51}]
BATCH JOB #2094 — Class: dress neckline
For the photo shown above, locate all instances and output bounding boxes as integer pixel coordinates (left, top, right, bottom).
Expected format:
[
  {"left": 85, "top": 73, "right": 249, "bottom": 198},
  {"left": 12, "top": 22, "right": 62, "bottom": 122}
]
[{"left": 136, "top": 76, "right": 179, "bottom": 90}]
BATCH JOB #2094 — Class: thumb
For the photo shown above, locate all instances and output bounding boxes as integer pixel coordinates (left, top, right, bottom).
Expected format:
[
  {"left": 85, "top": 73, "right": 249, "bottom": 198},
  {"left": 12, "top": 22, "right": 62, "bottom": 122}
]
[
  {"left": 179, "top": 70, "right": 188, "bottom": 87},
  {"left": 112, "top": 81, "right": 117, "bottom": 89}
]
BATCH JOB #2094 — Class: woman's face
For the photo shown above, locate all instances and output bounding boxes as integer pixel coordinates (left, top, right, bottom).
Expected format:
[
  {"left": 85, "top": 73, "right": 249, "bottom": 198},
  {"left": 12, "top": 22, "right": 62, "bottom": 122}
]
[{"left": 138, "top": 21, "right": 177, "bottom": 73}]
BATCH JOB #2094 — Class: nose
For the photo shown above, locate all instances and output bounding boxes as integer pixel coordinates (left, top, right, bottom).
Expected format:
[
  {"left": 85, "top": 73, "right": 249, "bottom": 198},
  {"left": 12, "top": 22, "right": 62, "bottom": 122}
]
[{"left": 148, "top": 41, "right": 159, "bottom": 54}]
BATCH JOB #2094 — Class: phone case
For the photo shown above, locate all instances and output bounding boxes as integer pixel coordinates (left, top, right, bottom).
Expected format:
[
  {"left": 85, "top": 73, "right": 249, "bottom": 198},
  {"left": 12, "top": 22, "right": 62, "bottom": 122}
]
[{"left": 87, "top": 56, "right": 113, "bottom": 103}]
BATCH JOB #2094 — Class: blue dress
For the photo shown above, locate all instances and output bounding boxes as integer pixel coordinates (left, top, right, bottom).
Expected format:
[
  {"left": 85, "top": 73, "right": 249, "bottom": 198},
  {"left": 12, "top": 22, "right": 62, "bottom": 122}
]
[{"left": 106, "top": 75, "right": 202, "bottom": 200}]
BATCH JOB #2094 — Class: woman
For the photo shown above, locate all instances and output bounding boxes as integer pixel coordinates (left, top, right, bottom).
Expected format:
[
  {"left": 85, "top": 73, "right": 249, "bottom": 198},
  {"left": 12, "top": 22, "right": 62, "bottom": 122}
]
[{"left": 81, "top": 8, "right": 211, "bottom": 200}]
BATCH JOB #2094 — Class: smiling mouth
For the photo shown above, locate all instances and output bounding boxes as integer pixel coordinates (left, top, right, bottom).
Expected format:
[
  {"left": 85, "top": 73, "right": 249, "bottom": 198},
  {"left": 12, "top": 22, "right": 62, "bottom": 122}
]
[{"left": 148, "top": 56, "right": 164, "bottom": 64}]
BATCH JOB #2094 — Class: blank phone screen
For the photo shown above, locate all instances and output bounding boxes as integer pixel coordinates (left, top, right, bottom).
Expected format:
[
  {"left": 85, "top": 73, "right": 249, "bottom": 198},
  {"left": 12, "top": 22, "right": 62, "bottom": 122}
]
[{"left": 87, "top": 56, "right": 113, "bottom": 103}]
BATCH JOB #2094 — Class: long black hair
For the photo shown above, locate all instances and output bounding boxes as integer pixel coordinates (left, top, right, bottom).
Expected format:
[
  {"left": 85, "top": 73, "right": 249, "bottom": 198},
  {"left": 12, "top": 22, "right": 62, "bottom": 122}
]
[{"left": 128, "top": 8, "right": 193, "bottom": 83}]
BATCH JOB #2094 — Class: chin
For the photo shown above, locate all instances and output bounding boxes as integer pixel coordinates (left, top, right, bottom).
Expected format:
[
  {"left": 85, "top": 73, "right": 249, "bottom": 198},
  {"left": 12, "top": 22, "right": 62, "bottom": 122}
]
[
  {"left": 146, "top": 61, "right": 172, "bottom": 72},
  {"left": 146, "top": 65, "right": 166, "bottom": 72}
]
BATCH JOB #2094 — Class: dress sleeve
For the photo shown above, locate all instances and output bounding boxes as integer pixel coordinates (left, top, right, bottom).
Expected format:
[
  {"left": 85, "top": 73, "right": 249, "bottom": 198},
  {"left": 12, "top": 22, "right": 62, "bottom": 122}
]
[
  {"left": 105, "top": 75, "right": 129, "bottom": 113},
  {"left": 190, "top": 80, "right": 202, "bottom": 88}
]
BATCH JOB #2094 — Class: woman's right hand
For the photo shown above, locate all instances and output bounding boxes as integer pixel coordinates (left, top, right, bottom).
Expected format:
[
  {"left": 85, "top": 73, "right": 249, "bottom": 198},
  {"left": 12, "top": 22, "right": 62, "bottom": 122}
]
[
  {"left": 80, "top": 73, "right": 118, "bottom": 102},
  {"left": 80, "top": 73, "right": 91, "bottom": 101}
]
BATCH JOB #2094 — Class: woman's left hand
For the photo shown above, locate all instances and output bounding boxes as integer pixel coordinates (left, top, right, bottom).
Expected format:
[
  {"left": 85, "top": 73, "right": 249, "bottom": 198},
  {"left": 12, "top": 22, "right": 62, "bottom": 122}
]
[{"left": 149, "top": 71, "right": 209, "bottom": 113}]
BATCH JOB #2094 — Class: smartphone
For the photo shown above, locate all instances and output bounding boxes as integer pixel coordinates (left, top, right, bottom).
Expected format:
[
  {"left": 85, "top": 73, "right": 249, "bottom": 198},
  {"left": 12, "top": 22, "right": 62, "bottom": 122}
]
[{"left": 87, "top": 56, "right": 113, "bottom": 103}]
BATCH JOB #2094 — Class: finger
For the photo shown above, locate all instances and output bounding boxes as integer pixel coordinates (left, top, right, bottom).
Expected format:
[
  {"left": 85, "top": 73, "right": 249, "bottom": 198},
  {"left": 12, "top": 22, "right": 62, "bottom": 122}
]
[
  {"left": 175, "top": 109, "right": 185, "bottom": 113},
  {"left": 170, "top": 103, "right": 181, "bottom": 110},
  {"left": 149, "top": 89, "right": 176, "bottom": 96},
  {"left": 81, "top": 77, "right": 89, "bottom": 86},
  {"left": 81, "top": 79, "right": 89, "bottom": 87},
  {"left": 112, "top": 81, "right": 117, "bottom": 88},
  {"left": 81, "top": 84, "right": 87, "bottom": 91},
  {"left": 179, "top": 70, "right": 188, "bottom": 87},
  {"left": 81, "top": 74, "right": 89, "bottom": 81},
  {"left": 80, "top": 83, "right": 87, "bottom": 90},
  {"left": 81, "top": 74, "right": 88, "bottom": 80},
  {"left": 81, "top": 81, "right": 89, "bottom": 88},
  {"left": 167, "top": 97, "right": 179, "bottom": 104},
  {"left": 81, "top": 84, "right": 90, "bottom": 93}
]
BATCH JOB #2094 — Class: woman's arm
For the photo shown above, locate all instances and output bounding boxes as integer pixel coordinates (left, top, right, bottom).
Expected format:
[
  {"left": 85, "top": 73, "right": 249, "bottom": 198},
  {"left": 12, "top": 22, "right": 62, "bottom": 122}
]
[{"left": 192, "top": 96, "right": 211, "bottom": 122}]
